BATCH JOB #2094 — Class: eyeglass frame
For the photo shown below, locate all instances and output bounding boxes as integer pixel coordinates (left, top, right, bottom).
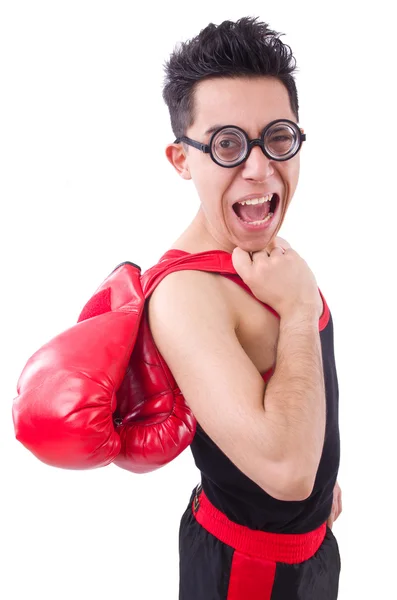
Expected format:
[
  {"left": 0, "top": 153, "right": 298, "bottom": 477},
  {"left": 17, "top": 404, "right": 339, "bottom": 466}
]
[{"left": 174, "top": 118, "right": 306, "bottom": 168}]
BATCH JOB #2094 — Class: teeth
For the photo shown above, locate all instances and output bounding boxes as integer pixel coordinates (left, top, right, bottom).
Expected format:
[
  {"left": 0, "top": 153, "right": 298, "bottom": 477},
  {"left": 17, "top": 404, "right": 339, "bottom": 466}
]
[
  {"left": 246, "top": 213, "right": 274, "bottom": 225},
  {"left": 238, "top": 194, "right": 273, "bottom": 206}
]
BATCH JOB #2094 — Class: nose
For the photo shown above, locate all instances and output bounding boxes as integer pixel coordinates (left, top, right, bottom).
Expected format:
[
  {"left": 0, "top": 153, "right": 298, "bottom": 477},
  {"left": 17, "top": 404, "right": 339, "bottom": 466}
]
[{"left": 241, "top": 145, "right": 274, "bottom": 182}]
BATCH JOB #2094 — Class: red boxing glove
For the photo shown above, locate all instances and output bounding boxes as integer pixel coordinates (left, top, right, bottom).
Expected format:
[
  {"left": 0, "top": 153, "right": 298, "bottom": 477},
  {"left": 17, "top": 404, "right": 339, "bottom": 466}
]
[
  {"left": 12, "top": 263, "right": 144, "bottom": 469},
  {"left": 12, "top": 260, "right": 198, "bottom": 472}
]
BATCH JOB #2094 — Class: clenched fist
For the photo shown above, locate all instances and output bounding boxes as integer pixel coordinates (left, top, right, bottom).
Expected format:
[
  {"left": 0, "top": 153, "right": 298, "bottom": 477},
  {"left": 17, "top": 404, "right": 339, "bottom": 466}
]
[{"left": 232, "top": 237, "right": 321, "bottom": 319}]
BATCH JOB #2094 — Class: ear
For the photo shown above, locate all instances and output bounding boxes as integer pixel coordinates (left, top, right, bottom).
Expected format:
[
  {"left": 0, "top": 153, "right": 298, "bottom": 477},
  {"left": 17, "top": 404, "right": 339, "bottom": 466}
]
[{"left": 165, "top": 143, "right": 191, "bottom": 180}]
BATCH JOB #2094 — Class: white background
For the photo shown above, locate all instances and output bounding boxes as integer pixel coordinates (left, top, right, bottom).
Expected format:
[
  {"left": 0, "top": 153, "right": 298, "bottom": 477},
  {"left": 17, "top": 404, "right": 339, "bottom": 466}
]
[{"left": 1, "top": 1, "right": 395, "bottom": 598}]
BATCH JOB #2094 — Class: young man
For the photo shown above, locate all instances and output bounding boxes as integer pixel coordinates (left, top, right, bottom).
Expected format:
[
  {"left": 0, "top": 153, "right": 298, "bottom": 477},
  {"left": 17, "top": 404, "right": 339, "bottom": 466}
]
[{"left": 149, "top": 17, "right": 342, "bottom": 599}]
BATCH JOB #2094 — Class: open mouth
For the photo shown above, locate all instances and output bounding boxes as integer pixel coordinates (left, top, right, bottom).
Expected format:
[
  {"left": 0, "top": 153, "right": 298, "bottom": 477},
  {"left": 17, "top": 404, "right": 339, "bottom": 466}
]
[
  {"left": 269, "top": 193, "right": 279, "bottom": 214},
  {"left": 232, "top": 193, "right": 280, "bottom": 224}
]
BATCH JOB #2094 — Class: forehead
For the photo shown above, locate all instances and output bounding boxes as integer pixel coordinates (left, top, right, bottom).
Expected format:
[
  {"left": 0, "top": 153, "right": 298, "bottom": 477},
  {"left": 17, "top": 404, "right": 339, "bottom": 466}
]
[{"left": 191, "top": 76, "right": 295, "bottom": 134}]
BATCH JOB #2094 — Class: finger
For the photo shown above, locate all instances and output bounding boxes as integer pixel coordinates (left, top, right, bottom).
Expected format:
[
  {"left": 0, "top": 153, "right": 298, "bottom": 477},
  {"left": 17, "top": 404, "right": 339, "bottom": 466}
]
[
  {"left": 251, "top": 249, "right": 272, "bottom": 260},
  {"left": 336, "top": 492, "right": 342, "bottom": 519},
  {"left": 275, "top": 236, "right": 292, "bottom": 249},
  {"left": 327, "top": 515, "right": 334, "bottom": 529},
  {"left": 232, "top": 247, "right": 256, "bottom": 274},
  {"left": 269, "top": 246, "right": 285, "bottom": 255},
  {"left": 267, "top": 236, "right": 290, "bottom": 253},
  {"left": 332, "top": 486, "right": 341, "bottom": 521}
]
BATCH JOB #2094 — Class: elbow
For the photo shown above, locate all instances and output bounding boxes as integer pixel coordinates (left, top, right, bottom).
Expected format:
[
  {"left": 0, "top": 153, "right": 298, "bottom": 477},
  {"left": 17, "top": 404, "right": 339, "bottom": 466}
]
[
  {"left": 284, "top": 461, "right": 317, "bottom": 500},
  {"left": 283, "top": 480, "right": 314, "bottom": 502},
  {"left": 260, "top": 464, "right": 316, "bottom": 502},
  {"left": 269, "top": 483, "right": 314, "bottom": 502}
]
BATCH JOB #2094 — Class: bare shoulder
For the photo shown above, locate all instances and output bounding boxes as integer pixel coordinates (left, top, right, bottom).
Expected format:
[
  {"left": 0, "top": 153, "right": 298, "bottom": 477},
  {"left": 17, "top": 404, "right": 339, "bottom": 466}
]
[{"left": 147, "top": 268, "right": 237, "bottom": 335}]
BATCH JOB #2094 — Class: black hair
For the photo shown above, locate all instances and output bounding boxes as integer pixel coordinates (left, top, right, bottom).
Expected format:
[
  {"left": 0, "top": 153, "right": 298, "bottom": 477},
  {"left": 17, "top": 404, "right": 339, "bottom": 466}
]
[{"left": 162, "top": 17, "right": 300, "bottom": 139}]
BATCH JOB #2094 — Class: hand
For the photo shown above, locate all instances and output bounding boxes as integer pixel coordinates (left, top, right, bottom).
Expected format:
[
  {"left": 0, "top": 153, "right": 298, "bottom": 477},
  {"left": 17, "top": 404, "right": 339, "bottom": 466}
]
[
  {"left": 266, "top": 235, "right": 292, "bottom": 254},
  {"left": 232, "top": 237, "right": 321, "bottom": 319},
  {"left": 327, "top": 480, "right": 342, "bottom": 529}
]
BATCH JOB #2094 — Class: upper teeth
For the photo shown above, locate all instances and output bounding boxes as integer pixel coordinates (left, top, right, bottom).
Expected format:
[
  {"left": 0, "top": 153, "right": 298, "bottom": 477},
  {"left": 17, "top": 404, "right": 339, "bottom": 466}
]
[{"left": 238, "top": 194, "right": 274, "bottom": 206}]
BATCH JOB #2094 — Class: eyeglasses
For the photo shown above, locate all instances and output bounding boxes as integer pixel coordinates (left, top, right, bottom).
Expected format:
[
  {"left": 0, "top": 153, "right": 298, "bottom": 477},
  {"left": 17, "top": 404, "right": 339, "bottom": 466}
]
[{"left": 174, "top": 119, "right": 306, "bottom": 168}]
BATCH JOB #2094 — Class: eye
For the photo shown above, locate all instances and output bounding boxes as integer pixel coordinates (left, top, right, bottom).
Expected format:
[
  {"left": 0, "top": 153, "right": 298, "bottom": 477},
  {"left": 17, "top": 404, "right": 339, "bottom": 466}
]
[
  {"left": 212, "top": 128, "right": 247, "bottom": 163},
  {"left": 219, "top": 139, "right": 239, "bottom": 149},
  {"left": 270, "top": 135, "right": 292, "bottom": 143},
  {"left": 266, "top": 129, "right": 295, "bottom": 155}
]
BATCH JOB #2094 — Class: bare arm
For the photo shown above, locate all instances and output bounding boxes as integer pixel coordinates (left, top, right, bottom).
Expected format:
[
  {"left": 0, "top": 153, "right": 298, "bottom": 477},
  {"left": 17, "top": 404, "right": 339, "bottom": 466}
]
[
  {"left": 263, "top": 311, "right": 326, "bottom": 497},
  {"left": 148, "top": 270, "right": 325, "bottom": 501}
]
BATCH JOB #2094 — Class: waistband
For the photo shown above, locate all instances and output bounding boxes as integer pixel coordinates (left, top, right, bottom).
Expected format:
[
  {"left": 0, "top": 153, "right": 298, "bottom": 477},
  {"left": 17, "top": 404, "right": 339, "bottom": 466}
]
[{"left": 192, "top": 485, "right": 326, "bottom": 564}]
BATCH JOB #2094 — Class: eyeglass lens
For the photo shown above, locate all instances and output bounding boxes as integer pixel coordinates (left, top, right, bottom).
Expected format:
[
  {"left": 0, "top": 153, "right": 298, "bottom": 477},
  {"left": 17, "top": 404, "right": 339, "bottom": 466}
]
[{"left": 211, "top": 122, "right": 300, "bottom": 166}]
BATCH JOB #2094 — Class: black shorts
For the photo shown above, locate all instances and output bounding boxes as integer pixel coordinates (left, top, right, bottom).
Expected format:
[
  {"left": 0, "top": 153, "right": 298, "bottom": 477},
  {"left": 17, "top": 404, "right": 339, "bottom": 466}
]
[{"left": 179, "top": 485, "right": 341, "bottom": 600}]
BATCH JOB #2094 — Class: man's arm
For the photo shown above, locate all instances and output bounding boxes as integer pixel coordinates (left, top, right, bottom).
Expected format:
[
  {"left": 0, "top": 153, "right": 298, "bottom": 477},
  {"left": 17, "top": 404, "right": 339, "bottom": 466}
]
[
  {"left": 148, "top": 269, "right": 325, "bottom": 501},
  {"left": 263, "top": 310, "right": 326, "bottom": 495}
]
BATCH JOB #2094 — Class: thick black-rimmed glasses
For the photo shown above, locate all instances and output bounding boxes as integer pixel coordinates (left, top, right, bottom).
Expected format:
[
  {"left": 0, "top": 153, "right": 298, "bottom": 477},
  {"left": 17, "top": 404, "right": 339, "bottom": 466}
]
[{"left": 174, "top": 119, "right": 306, "bottom": 168}]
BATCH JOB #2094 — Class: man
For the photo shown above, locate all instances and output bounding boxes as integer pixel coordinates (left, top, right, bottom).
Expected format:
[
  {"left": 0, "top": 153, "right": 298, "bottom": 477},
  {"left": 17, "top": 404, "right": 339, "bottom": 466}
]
[{"left": 147, "top": 16, "right": 342, "bottom": 600}]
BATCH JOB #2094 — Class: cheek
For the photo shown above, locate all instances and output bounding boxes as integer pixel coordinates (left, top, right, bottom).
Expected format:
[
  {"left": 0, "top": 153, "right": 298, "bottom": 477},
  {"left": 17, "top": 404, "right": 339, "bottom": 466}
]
[
  {"left": 189, "top": 159, "right": 235, "bottom": 206},
  {"left": 291, "top": 155, "right": 300, "bottom": 181},
  {"left": 281, "top": 157, "right": 300, "bottom": 195}
]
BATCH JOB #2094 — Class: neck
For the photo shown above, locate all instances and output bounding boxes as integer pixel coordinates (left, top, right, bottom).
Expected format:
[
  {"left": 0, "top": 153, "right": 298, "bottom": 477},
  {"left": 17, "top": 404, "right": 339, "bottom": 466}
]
[{"left": 170, "top": 207, "right": 233, "bottom": 254}]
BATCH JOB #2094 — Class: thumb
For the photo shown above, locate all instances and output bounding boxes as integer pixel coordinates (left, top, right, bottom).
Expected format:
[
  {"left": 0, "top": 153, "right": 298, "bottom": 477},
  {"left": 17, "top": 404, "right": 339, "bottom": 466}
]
[{"left": 231, "top": 247, "right": 252, "bottom": 276}]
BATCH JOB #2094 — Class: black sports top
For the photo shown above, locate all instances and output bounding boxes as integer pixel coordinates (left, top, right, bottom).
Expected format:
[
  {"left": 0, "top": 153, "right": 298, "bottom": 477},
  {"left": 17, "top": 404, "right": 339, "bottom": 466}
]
[{"left": 163, "top": 249, "right": 340, "bottom": 535}]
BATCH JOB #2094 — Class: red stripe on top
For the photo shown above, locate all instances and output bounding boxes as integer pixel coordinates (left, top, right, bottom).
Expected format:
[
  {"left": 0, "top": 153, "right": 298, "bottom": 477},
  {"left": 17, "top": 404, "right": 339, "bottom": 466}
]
[{"left": 157, "top": 249, "right": 330, "bottom": 332}]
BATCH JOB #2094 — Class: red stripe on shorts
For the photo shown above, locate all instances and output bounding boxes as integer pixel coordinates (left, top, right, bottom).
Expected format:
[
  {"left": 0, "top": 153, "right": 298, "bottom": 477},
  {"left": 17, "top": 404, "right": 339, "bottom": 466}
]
[{"left": 192, "top": 487, "right": 326, "bottom": 600}]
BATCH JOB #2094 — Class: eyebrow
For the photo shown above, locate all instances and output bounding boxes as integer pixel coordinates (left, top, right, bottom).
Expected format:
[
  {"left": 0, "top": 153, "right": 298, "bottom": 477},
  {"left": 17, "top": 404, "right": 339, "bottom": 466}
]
[{"left": 204, "top": 125, "right": 224, "bottom": 136}]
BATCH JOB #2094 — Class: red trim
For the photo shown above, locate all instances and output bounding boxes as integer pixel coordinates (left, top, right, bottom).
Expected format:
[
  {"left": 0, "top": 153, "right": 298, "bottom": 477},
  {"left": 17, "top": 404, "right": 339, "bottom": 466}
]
[
  {"left": 156, "top": 249, "right": 330, "bottom": 332},
  {"left": 318, "top": 288, "right": 330, "bottom": 331},
  {"left": 192, "top": 488, "right": 326, "bottom": 564},
  {"left": 262, "top": 367, "right": 275, "bottom": 383}
]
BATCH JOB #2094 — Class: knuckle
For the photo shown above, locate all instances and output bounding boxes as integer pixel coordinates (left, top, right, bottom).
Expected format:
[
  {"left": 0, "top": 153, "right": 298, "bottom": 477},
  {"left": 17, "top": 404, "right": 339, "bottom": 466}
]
[{"left": 276, "top": 236, "right": 292, "bottom": 249}]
